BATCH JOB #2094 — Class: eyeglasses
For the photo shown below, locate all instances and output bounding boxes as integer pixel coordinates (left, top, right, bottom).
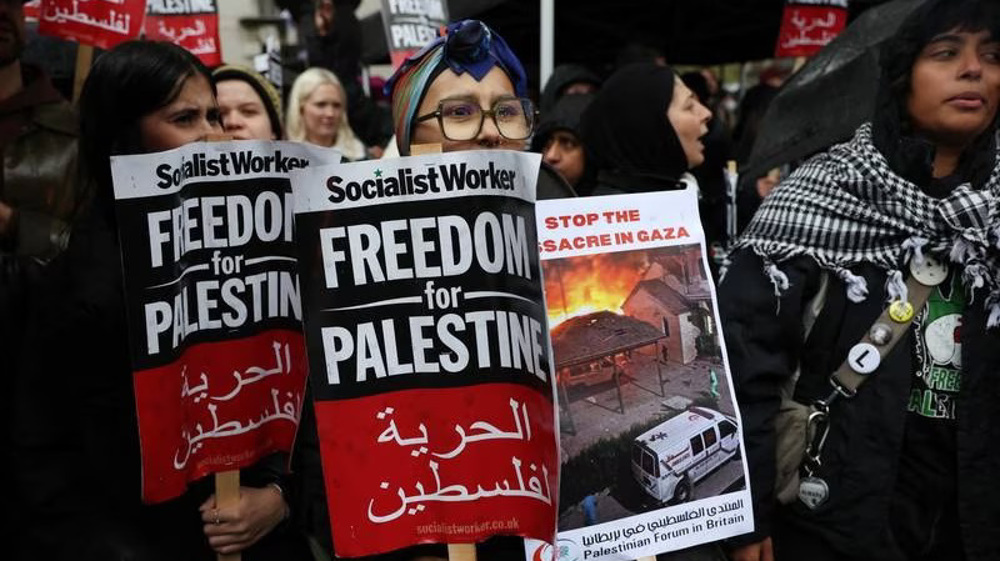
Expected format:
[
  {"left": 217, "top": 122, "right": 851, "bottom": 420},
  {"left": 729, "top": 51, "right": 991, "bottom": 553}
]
[{"left": 416, "top": 97, "right": 537, "bottom": 141}]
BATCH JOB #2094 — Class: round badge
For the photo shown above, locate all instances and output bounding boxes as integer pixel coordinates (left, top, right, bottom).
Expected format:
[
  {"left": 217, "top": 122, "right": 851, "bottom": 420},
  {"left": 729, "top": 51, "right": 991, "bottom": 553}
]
[
  {"left": 889, "top": 300, "right": 915, "bottom": 323},
  {"left": 909, "top": 255, "right": 948, "bottom": 287},
  {"left": 869, "top": 323, "right": 893, "bottom": 346},
  {"left": 847, "top": 342, "right": 881, "bottom": 375}
]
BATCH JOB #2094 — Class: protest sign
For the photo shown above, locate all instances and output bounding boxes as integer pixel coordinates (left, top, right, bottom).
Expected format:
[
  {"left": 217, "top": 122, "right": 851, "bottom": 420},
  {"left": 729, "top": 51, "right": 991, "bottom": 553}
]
[
  {"left": 38, "top": 0, "right": 146, "bottom": 49},
  {"left": 24, "top": 0, "right": 40, "bottom": 21},
  {"left": 253, "top": 34, "right": 283, "bottom": 94},
  {"left": 291, "top": 150, "right": 558, "bottom": 557},
  {"left": 524, "top": 189, "right": 753, "bottom": 561},
  {"left": 143, "top": 0, "right": 221, "bottom": 66},
  {"left": 775, "top": 0, "right": 848, "bottom": 57},
  {"left": 110, "top": 141, "right": 341, "bottom": 503},
  {"left": 380, "top": 0, "right": 449, "bottom": 69}
]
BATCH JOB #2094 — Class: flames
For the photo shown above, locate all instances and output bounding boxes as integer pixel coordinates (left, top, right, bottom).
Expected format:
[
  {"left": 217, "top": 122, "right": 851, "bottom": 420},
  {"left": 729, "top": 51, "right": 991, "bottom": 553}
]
[{"left": 542, "top": 251, "right": 649, "bottom": 328}]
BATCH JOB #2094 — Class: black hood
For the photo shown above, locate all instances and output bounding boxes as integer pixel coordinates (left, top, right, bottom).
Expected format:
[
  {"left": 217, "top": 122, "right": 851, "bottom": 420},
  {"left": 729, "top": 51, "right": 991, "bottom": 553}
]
[
  {"left": 540, "top": 64, "right": 602, "bottom": 114},
  {"left": 531, "top": 93, "right": 595, "bottom": 151},
  {"left": 580, "top": 62, "right": 689, "bottom": 191},
  {"left": 531, "top": 93, "right": 597, "bottom": 193}
]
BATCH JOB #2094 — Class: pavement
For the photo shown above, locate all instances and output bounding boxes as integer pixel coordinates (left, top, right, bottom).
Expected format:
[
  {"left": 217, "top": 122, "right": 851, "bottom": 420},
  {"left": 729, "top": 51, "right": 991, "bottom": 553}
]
[
  {"left": 559, "top": 352, "right": 737, "bottom": 460},
  {"left": 558, "top": 351, "right": 746, "bottom": 532}
]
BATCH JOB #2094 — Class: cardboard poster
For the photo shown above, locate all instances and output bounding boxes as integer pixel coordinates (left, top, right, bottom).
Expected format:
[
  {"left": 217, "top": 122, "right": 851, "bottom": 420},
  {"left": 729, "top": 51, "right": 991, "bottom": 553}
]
[
  {"left": 379, "top": 0, "right": 449, "bottom": 69},
  {"left": 775, "top": 0, "right": 848, "bottom": 57},
  {"left": 291, "top": 150, "right": 558, "bottom": 557},
  {"left": 143, "top": 0, "right": 221, "bottom": 67},
  {"left": 524, "top": 189, "right": 753, "bottom": 561},
  {"left": 110, "top": 141, "right": 341, "bottom": 503},
  {"left": 38, "top": 0, "right": 146, "bottom": 49}
]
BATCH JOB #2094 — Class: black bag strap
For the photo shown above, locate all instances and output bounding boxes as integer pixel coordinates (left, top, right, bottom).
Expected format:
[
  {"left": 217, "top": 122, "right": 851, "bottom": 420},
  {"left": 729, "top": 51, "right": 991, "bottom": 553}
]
[{"left": 798, "top": 271, "right": 939, "bottom": 483}]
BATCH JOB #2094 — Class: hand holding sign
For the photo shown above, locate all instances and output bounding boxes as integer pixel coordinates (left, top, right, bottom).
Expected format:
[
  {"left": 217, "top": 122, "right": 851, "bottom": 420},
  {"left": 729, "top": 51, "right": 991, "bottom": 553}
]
[{"left": 200, "top": 485, "right": 289, "bottom": 555}]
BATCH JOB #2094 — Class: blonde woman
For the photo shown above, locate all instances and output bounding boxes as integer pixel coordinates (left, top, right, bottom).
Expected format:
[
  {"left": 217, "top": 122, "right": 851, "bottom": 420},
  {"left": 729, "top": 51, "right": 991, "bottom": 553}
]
[{"left": 286, "top": 67, "right": 366, "bottom": 160}]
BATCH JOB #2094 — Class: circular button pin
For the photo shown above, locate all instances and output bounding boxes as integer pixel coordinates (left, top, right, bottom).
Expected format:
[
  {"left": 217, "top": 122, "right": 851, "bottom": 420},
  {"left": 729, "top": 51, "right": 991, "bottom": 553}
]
[
  {"left": 889, "top": 300, "right": 915, "bottom": 323},
  {"left": 869, "top": 323, "right": 893, "bottom": 346},
  {"left": 848, "top": 342, "right": 881, "bottom": 375},
  {"left": 909, "top": 255, "right": 948, "bottom": 287}
]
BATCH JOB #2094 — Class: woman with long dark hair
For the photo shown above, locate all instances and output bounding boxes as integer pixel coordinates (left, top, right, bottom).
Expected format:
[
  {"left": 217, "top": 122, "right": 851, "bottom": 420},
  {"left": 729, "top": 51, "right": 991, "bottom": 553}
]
[{"left": 12, "top": 41, "right": 309, "bottom": 561}]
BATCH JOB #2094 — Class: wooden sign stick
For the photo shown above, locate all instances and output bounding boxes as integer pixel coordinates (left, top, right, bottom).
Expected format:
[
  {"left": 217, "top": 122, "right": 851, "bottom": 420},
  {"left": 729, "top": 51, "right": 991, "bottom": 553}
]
[
  {"left": 410, "top": 143, "right": 443, "bottom": 156},
  {"left": 205, "top": 132, "right": 239, "bottom": 561},
  {"left": 448, "top": 544, "right": 477, "bottom": 561},
  {"left": 636, "top": 556, "right": 657, "bottom": 561},
  {"left": 72, "top": 44, "right": 94, "bottom": 103},
  {"left": 215, "top": 470, "right": 241, "bottom": 561}
]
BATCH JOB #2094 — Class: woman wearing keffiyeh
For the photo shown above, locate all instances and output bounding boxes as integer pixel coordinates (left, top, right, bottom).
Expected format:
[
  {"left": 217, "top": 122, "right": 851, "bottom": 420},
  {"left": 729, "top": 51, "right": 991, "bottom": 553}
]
[{"left": 721, "top": 1, "right": 1000, "bottom": 560}]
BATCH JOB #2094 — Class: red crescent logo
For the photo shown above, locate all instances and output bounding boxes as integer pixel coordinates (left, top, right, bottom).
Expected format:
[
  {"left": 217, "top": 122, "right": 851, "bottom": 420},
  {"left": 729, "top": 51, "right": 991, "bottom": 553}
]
[{"left": 532, "top": 542, "right": 553, "bottom": 561}]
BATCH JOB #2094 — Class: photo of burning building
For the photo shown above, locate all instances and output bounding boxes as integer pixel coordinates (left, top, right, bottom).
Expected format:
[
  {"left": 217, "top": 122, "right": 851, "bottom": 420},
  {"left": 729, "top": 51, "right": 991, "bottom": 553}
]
[{"left": 543, "top": 244, "right": 744, "bottom": 530}]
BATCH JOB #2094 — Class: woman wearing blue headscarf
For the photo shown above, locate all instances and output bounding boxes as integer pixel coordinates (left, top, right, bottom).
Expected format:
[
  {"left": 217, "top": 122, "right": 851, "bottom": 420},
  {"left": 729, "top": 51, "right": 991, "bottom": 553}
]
[
  {"left": 290, "top": 20, "right": 563, "bottom": 561},
  {"left": 383, "top": 19, "right": 575, "bottom": 200},
  {"left": 385, "top": 19, "right": 533, "bottom": 157}
]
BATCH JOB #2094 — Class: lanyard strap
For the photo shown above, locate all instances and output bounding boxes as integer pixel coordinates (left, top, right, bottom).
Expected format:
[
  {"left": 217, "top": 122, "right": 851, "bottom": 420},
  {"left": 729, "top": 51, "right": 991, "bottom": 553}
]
[
  {"left": 803, "top": 273, "right": 937, "bottom": 475},
  {"left": 829, "top": 276, "right": 936, "bottom": 397}
]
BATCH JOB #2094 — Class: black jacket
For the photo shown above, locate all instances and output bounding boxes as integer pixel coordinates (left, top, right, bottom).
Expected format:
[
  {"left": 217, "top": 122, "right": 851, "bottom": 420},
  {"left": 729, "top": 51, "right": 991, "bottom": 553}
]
[
  {"left": 539, "top": 64, "right": 601, "bottom": 114},
  {"left": 719, "top": 251, "right": 1000, "bottom": 560}
]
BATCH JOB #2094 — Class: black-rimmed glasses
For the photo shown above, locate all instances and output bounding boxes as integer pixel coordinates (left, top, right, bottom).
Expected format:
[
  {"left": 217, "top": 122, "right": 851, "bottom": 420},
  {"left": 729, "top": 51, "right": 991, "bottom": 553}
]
[{"left": 416, "top": 97, "right": 537, "bottom": 141}]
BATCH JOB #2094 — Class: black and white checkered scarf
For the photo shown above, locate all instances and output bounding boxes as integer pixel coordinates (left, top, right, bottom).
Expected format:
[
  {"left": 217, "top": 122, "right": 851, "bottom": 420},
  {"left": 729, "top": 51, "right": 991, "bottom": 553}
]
[{"left": 727, "top": 123, "right": 1000, "bottom": 326}]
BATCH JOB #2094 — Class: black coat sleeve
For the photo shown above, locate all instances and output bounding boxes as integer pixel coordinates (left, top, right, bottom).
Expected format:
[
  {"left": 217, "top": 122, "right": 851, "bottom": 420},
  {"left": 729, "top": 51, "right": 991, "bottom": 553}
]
[{"left": 718, "top": 250, "right": 822, "bottom": 544}]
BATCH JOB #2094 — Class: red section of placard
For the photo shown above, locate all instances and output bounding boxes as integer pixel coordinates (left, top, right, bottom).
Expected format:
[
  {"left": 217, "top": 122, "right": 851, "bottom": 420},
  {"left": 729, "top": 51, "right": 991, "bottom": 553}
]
[
  {"left": 775, "top": 4, "right": 847, "bottom": 58},
  {"left": 316, "top": 384, "right": 558, "bottom": 557},
  {"left": 24, "top": 0, "right": 41, "bottom": 21},
  {"left": 134, "top": 328, "right": 305, "bottom": 503},
  {"left": 144, "top": 13, "right": 221, "bottom": 67},
  {"left": 37, "top": 0, "right": 146, "bottom": 49}
]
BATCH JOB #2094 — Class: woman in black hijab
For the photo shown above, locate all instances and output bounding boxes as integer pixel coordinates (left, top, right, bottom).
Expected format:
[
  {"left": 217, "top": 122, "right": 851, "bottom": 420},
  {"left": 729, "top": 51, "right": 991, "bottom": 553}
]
[{"left": 580, "top": 62, "right": 712, "bottom": 196}]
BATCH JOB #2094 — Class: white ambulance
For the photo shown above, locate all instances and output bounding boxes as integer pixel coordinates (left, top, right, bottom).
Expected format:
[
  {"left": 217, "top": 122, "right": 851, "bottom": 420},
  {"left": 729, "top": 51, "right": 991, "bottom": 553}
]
[{"left": 631, "top": 406, "right": 740, "bottom": 504}]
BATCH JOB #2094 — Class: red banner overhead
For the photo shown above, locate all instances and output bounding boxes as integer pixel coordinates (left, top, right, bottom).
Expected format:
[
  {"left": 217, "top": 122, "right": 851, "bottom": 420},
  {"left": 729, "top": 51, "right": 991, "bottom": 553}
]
[
  {"left": 143, "top": 0, "right": 221, "bottom": 67},
  {"left": 775, "top": 0, "right": 848, "bottom": 58},
  {"left": 38, "top": 0, "right": 146, "bottom": 50}
]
